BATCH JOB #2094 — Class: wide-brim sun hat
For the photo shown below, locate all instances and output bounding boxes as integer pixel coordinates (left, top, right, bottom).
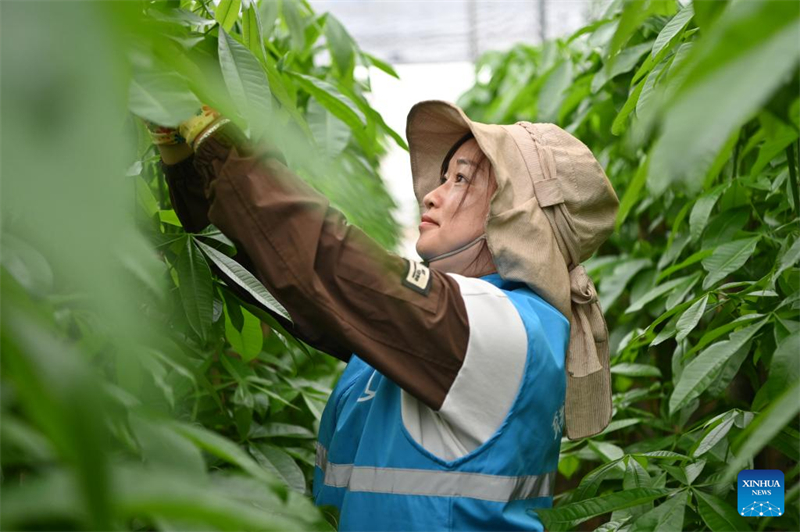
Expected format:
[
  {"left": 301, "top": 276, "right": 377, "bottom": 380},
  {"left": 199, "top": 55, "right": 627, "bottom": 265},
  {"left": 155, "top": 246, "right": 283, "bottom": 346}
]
[{"left": 406, "top": 100, "right": 620, "bottom": 440}]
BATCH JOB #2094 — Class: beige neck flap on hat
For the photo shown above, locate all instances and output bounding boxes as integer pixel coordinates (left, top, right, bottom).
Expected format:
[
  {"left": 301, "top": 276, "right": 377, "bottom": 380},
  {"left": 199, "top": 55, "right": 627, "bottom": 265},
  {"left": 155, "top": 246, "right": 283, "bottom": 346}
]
[{"left": 510, "top": 122, "right": 612, "bottom": 440}]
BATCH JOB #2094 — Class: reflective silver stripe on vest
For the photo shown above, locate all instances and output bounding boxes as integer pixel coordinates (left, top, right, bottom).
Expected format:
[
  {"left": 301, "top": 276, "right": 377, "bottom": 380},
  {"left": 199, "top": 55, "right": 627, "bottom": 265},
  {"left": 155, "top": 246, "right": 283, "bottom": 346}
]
[{"left": 315, "top": 442, "right": 555, "bottom": 502}]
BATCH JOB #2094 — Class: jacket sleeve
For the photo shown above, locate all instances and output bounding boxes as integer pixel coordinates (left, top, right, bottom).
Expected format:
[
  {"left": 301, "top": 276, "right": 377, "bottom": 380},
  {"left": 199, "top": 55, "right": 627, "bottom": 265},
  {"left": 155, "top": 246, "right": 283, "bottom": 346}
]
[
  {"left": 160, "top": 124, "right": 472, "bottom": 411},
  {"left": 161, "top": 151, "right": 353, "bottom": 363}
]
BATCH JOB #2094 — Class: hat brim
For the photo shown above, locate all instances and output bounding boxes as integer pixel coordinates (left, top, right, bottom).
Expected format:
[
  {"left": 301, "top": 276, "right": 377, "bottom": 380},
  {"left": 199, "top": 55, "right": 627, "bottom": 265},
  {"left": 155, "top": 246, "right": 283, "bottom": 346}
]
[{"left": 406, "top": 100, "right": 491, "bottom": 210}]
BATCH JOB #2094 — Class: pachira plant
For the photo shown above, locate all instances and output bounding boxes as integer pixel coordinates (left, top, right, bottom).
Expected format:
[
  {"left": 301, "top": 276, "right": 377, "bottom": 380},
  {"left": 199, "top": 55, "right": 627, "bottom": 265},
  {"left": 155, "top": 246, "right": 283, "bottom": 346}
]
[
  {"left": 1, "top": 0, "right": 406, "bottom": 530},
  {"left": 458, "top": 0, "right": 799, "bottom": 530}
]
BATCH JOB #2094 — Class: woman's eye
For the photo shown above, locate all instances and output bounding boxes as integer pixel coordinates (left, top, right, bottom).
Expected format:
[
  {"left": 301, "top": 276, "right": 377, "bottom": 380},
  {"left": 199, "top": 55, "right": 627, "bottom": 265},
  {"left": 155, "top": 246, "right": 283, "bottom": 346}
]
[{"left": 440, "top": 173, "right": 467, "bottom": 185}]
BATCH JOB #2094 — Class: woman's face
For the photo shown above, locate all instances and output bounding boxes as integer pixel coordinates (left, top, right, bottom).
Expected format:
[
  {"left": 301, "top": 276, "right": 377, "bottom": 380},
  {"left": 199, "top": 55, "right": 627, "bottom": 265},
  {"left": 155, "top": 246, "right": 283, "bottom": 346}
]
[{"left": 416, "top": 138, "right": 495, "bottom": 261}]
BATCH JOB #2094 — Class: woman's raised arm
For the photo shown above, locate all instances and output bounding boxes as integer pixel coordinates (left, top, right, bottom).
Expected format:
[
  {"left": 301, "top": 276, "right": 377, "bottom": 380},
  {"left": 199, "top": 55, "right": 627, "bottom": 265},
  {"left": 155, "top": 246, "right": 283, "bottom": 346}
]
[{"left": 161, "top": 122, "right": 473, "bottom": 411}]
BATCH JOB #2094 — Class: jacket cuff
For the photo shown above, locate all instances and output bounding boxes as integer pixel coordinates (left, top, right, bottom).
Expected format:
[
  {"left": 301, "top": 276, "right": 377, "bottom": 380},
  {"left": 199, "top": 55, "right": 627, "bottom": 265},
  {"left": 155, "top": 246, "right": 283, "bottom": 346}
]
[
  {"left": 192, "top": 122, "right": 292, "bottom": 199},
  {"left": 160, "top": 155, "right": 212, "bottom": 233}
]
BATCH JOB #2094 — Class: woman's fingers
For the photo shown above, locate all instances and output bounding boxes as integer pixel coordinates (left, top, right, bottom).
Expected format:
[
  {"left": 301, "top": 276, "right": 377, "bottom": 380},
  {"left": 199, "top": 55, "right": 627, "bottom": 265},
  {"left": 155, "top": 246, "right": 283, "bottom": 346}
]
[
  {"left": 141, "top": 104, "right": 222, "bottom": 147},
  {"left": 142, "top": 118, "right": 185, "bottom": 146}
]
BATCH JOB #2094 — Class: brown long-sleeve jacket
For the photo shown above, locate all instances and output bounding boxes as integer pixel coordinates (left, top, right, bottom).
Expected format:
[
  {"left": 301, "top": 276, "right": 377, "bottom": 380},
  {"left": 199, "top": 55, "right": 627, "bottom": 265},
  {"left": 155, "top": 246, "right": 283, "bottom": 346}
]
[
  {"left": 162, "top": 123, "right": 534, "bottom": 462},
  {"left": 163, "top": 124, "right": 469, "bottom": 410}
]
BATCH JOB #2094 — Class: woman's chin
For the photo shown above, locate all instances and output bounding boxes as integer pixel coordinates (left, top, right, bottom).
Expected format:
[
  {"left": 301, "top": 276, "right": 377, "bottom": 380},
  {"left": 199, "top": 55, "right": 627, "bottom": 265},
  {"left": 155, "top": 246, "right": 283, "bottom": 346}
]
[{"left": 415, "top": 239, "right": 437, "bottom": 261}]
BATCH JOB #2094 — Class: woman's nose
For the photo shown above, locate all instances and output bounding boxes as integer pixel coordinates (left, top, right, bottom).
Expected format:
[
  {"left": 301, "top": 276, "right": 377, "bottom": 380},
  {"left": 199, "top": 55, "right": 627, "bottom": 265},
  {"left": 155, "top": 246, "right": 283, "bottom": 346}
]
[
  {"left": 423, "top": 183, "right": 443, "bottom": 210},
  {"left": 423, "top": 191, "right": 435, "bottom": 210}
]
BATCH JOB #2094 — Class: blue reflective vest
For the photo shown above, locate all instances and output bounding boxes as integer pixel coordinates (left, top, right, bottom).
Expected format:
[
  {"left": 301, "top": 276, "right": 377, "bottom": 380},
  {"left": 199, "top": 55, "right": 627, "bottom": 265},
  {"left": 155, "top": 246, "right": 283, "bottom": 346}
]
[{"left": 313, "top": 272, "right": 569, "bottom": 531}]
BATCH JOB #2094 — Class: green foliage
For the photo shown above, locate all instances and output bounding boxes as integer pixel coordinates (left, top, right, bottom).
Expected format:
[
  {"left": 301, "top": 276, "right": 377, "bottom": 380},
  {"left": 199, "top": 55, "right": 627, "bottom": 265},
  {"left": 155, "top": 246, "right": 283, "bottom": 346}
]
[
  {"left": 459, "top": 0, "right": 800, "bottom": 529},
  {"left": 3, "top": 0, "right": 799, "bottom": 530},
  {"left": 1, "top": 0, "right": 405, "bottom": 529}
]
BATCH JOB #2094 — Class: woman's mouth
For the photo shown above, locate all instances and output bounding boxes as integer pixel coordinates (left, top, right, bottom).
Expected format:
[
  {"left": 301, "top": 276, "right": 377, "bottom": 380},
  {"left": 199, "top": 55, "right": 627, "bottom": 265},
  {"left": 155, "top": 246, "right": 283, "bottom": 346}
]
[{"left": 419, "top": 215, "right": 439, "bottom": 230}]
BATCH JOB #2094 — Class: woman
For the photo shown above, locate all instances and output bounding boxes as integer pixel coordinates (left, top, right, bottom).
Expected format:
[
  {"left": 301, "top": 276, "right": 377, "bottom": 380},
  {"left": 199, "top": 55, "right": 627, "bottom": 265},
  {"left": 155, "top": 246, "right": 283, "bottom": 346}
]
[{"left": 150, "top": 100, "right": 619, "bottom": 531}]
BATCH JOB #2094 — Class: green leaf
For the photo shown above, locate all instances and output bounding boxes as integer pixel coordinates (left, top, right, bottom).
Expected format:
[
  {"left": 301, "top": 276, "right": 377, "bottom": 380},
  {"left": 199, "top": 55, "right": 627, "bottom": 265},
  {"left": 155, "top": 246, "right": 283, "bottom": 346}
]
[
  {"left": 175, "top": 237, "right": 214, "bottom": 343},
  {"left": 539, "top": 60, "right": 573, "bottom": 123},
  {"left": 689, "top": 184, "right": 726, "bottom": 242},
  {"left": 148, "top": 8, "right": 217, "bottom": 28},
  {"left": 0, "top": 234, "right": 54, "bottom": 296},
  {"left": 753, "top": 331, "right": 800, "bottom": 410},
  {"left": 224, "top": 305, "right": 263, "bottom": 363},
  {"left": 694, "top": 489, "right": 751, "bottom": 532},
  {"left": 538, "top": 488, "right": 672, "bottom": 531},
  {"left": 589, "top": 440, "right": 625, "bottom": 462},
  {"left": 691, "top": 411, "right": 736, "bottom": 458},
  {"left": 242, "top": 2, "right": 266, "bottom": 62},
  {"left": 701, "top": 207, "right": 749, "bottom": 250},
  {"left": 198, "top": 227, "right": 236, "bottom": 250},
  {"left": 635, "top": 56, "right": 669, "bottom": 122},
  {"left": 616, "top": 156, "right": 650, "bottom": 230},
  {"left": 665, "top": 272, "right": 700, "bottom": 310},
  {"left": 279, "top": 0, "right": 306, "bottom": 52},
  {"left": 324, "top": 15, "right": 356, "bottom": 78},
  {"left": 249, "top": 422, "right": 315, "bottom": 439},
  {"left": 611, "top": 363, "right": 661, "bottom": 378},
  {"left": 600, "top": 418, "right": 643, "bottom": 437},
  {"left": 214, "top": 0, "right": 241, "bottom": 32},
  {"left": 608, "top": 0, "right": 673, "bottom": 60},
  {"left": 701, "top": 237, "right": 760, "bottom": 290},
  {"left": 129, "top": 72, "right": 201, "bottom": 128},
  {"left": 660, "top": 463, "right": 688, "bottom": 485},
  {"left": 625, "top": 272, "right": 700, "bottom": 313},
  {"left": 705, "top": 337, "right": 751, "bottom": 397},
  {"left": 724, "top": 378, "right": 800, "bottom": 483},
  {"left": 114, "top": 465, "right": 300, "bottom": 531},
  {"left": 651, "top": 3, "right": 693, "bottom": 58},
  {"left": 218, "top": 29, "right": 273, "bottom": 140},
  {"left": 594, "top": 41, "right": 654, "bottom": 93},
  {"left": 656, "top": 249, "right": 713, "bottom": 283},
  {"left": 259, "top": 0, "right": 279, "bottom": 37},
  {"left": 248, "top": 442, "right": 306, "bottom": 493},
  {"left": 772, "top": 236, "right": 800, "bottom": 283},
  {"left": 361, "top": 51, "right": 399, "bottom": 79},
  {"left": 692, "top": 0, "right": 727, "bottom": 30},
  {"left": 134, "top": 175, "right": 159, "bottom": 218},
  {"left": 651, "top": 312, "right": 679, "bottom": 346},
  {"left": 159, "top": 209, "right": 182, "bottom": 227},
  {"left": 633, "top": 451, "right": 689, "bottom": 460},
  {"left": 648, "top": 1, "right": 800, "bottom": 196},
  {"left": 684, "top": 458, "right": 706, "bottom": 484},
  {"left": 129, "top": 415, "right": 206, "bottom": 481},
  {"left": 669, "top": 318, "right": 768, "bottom": 415},
  {"left": 573, "top": 459, "right": 625, "bottom": 501},
  {"left": 302, "top": 390, "right": 328, "bottom": 421},
  {"left": 558, "top": 455, "right": 581, "bottom": 480},
  {"left": 307, "top": 100, "right": 350, "bottom": 158},
  {"left": 195, "top": 240, "right": 291, "bottom": 323},
  {"left": 623, "top": 456, "right": 651, "bottom": 490},
  {"left": 222, "top": 288, "right": 245, "bottom": 332},
  {"left": 1, "top": 303, "right": 113, "bottom": 529},
  {"left": 612, "top": 79, "right": 645, "bottom": 135},
  {"left": 629, "top": 489, "right": 689, "bottom": 532},
  {"left": 675, "top": 294, "right": 708, "bottom": 342},
  {"left": 287, "top": 72, "right": 365, "bottom": 130},
  {"left": 748, "top": 122, "right": 799, "bottom": 179},
  {"left": 683, "top": 313, "right": 766, "bottom": 360},
  {"left": 363, "top": 103, "right": 408, "bottom": 151},
  {"left": 171, "top": 422, "right": 282, "bottom": 489}
]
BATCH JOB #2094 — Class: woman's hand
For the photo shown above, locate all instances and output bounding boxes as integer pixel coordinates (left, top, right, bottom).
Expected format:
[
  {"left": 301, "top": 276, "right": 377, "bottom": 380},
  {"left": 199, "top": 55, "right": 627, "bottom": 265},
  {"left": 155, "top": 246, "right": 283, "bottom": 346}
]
[{"left": 142, "top": 105, "right": 226, "bottom": 164}]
